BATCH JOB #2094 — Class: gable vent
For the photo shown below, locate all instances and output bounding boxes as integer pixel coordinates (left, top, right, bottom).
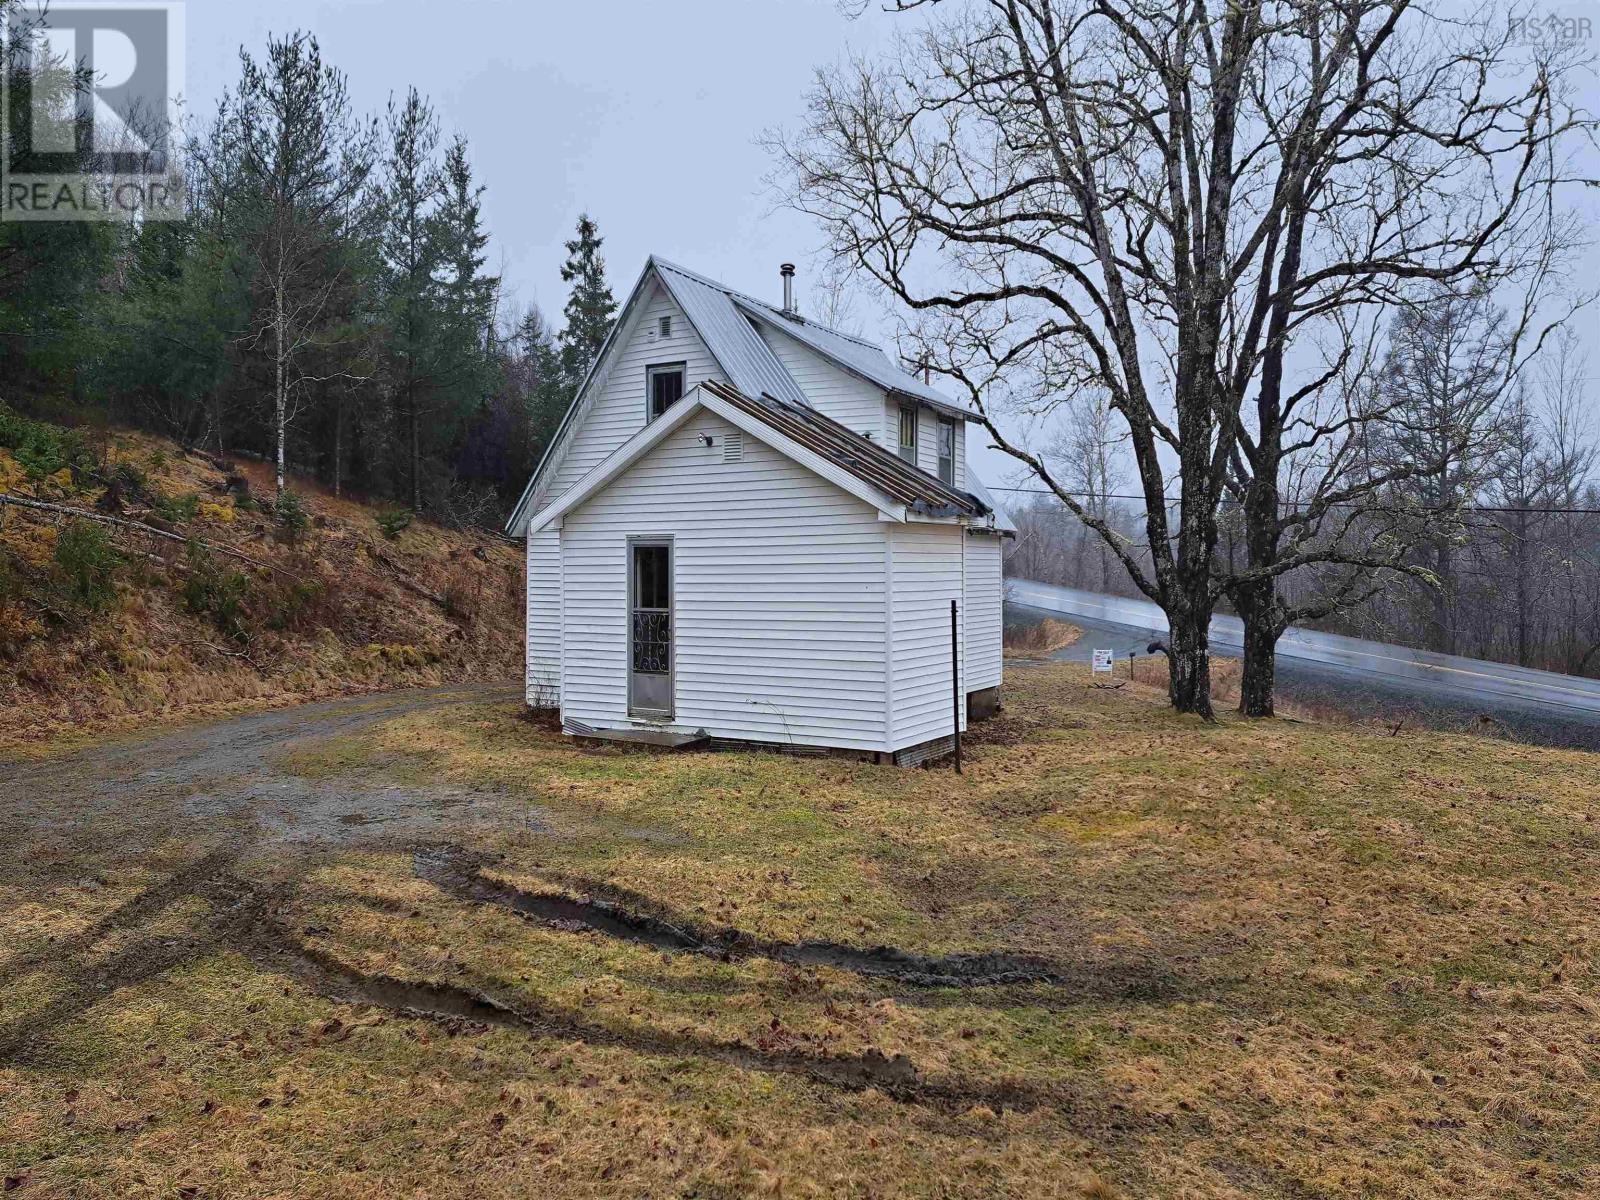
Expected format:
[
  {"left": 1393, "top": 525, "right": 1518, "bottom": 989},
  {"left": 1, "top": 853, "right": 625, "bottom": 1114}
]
[{"left": 722, "top": 432, "right": 744, "bottom": 464}]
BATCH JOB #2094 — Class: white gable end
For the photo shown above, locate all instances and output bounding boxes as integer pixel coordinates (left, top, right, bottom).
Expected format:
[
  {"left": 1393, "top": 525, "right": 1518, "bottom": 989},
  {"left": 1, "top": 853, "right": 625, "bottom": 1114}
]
[
  {"left": 544, "top": 281, "right": 721, "bottom": 502},
  {"left": 558, "top": 408, "right": 892, "bottom": 750}
]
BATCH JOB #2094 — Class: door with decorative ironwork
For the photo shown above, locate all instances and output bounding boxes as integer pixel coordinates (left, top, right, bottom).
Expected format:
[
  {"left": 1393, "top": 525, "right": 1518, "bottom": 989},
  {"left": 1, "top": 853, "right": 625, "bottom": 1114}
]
[{"left": 628, "top": 540, "right": 673, "bottom": 717}]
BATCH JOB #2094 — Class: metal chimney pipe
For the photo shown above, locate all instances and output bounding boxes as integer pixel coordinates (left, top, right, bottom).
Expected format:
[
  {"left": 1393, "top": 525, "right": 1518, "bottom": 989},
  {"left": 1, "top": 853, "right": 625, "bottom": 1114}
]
[{"left": 780, "top": 263, "right": 796, "bottom": 314}]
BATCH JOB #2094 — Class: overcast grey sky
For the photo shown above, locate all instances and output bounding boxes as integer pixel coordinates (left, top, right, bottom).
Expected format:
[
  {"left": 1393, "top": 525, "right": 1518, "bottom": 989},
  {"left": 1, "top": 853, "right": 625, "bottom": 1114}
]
[
  {"left": 184, "top": 0, "right": 904, "bottom": 325},
  {"left": 179, "top": 1, "right": 1599, "bottom": 498}
]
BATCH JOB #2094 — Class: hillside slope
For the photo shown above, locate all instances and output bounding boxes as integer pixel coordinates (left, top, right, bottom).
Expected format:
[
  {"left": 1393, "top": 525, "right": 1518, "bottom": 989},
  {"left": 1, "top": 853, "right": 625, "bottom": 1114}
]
[{"left": 0, "top": 407, "right": 524, "bottom": 750}]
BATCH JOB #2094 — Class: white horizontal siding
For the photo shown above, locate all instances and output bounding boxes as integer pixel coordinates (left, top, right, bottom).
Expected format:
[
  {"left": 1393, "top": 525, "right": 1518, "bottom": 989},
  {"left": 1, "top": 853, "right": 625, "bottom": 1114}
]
[
  {"left": 888, "top": 400, "right": 966, "bottom": 492},
  {"left": 550, "top": 282, "right": 722, "bottom": 497},
  {"left": 888, "top": 521, "right": 966, "bottom": 749},
  {"left": 759, "top": 324, "right": 884, "bottom": 440},
  {"left": 964, "top": 534, "right": 1003, "bottom": 693},
  {"left": 526, "top": 281, "right": 720, "bottom": 708},
  {"left": 526, "top": 527, "right": 561, "bottom": 705},
  {"left": 558, "top": 409, "right": 891, "bottom": 751},
  {"left": 913, "top": 408, "right": 966, "bottom": 492}
]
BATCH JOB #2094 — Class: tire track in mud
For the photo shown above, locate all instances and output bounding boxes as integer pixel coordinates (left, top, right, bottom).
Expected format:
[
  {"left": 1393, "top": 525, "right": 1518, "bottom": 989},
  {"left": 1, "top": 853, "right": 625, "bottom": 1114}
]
[
  {"left": 413, "top": 844, "right": 1069, "bottom": 989},
  {"left": 0, "top": 847, "right": 1125, "bottom": 1120},
  {"left": 216, "top": 874, "right": 1074, "bottom": 1112}
]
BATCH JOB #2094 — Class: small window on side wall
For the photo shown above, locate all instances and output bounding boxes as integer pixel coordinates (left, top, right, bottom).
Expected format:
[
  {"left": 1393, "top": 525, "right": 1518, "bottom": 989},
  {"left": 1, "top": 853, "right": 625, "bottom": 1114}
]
[
  {"left": 647, "top": 362, "right": 686, "bottom": 421},
  {"left": 937, "top": 417, "right": 956, "bottom": 485},
  {"left": 897, "top": 405, "right": 917, "bottom": 463}
]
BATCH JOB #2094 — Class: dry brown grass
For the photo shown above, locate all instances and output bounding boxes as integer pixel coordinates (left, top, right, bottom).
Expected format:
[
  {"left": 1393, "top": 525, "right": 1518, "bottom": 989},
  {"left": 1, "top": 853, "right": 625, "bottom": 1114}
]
[
  {"left": 6, "top": 666, "right": 1600, "bottom": 1196},
  {"left": 0, "top": 428, "right": 522, "bottom": 752},
  {"left": 1003, "top": 616, "right": 1083, "bottom": 658}
]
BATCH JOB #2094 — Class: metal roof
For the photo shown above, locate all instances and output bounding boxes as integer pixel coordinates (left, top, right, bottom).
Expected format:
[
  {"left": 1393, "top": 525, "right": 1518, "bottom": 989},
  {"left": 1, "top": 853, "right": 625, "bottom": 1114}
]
[
  {"left": 965, "top": 472, "right": 1018, "bottom": 534},
  {"left": 729, "top": 295, "right": 978, "bottom": 420},
  {"left": 507, "top": 255, "right": 993, "bottom": 535},
  {"left": 650, "top": 259, "right": 809, "bottom": 407},
  {"left": 701, "top": 380, "right": 988, "bottom": 519},
  {"left": 648, "top": 255, "right": 977, "bottom": 418}
]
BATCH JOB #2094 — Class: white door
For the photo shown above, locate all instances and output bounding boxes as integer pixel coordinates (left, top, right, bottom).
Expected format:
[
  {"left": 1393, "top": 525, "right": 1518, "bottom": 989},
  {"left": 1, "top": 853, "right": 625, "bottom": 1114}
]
[{"left": 628, "top": 539, "right": 673, "bottom": 717}]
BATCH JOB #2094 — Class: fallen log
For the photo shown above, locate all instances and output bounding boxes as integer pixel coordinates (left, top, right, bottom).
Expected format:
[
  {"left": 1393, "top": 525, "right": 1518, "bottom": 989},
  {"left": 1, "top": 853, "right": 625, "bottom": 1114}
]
[
  {"left": 366, "top": 543, "right": 448, "bottom": 608},
  {"left": 0, "top": 492, "right": 293, "bottom": 578}
]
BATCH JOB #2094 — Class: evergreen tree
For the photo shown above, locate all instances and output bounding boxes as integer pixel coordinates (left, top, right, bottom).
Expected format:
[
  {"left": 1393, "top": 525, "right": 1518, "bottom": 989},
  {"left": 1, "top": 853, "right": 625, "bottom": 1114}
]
[
  {"left": 229, "top": 31, "right": 380, "bottom": 495},
  {"left": 0, "top": 18, "right": 115, "bottom": 395},
  {"left": 379, "top": 86, "right": 443, "bottom": 511},
  {"left": 557, "top": 213, "right": 615, "bottom": 384},
  {"left": 517, "top": 306, "right": 569, "bottom": 445},
  {"left": 434, "top": 137, "right": 497, "bottom": 334}
]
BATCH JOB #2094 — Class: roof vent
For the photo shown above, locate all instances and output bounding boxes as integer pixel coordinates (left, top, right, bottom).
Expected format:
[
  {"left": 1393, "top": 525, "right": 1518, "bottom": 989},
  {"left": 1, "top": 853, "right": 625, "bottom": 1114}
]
[
  {"left": 780, "top": 263, "right": 796, "bottom": 315},
  {"left": 722, "top": 432, "right": 744, "bottom": 464}
]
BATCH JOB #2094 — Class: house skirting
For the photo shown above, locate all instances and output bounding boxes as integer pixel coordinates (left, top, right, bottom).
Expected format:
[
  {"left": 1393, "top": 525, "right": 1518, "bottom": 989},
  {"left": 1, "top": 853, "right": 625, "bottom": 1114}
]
[
  {"left": 966, "top": 686, "right": 1002, "bottom": 722},
  {"left": 550, "top": 713, "right": 990, "bottom": 769}
]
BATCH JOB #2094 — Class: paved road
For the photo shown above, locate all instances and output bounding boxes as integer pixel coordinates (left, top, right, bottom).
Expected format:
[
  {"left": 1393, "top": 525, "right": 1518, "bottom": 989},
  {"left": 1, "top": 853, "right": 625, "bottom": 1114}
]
[{"left": 1009, "top": 580, "right": 1600, "bottom": 752}]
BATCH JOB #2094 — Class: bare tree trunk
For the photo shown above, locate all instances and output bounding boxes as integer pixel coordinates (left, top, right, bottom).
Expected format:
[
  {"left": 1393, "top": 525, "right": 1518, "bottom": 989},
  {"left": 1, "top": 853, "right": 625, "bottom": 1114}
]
[
  {"left": 1235, "top": 579, "right": 1277, "bottom": 719},
  {"left": 1512, "top": 509, "right": 1531, "bottom": 667},
  {"left": 333, "top": 393, "right": 343, "bottom": 497},
  {"left": 1433, "top": 539, "right": 1454, "bottom": 655},
  {"left": 274, "top": 288, "right": 287, "bottom": 497},
  {"left": 409, "top": 385, "right": 421, "bottom": 513},
  {"left": 1167, "top": 595, "right": 1214, "bottom": 716}
]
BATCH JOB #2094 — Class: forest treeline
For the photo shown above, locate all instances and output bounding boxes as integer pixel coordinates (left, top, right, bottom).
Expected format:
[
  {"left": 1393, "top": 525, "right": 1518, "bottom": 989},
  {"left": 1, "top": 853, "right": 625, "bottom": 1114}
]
[
  {"left": 1008, "top": 300, "right": 1600, "bottom": 678},
  {"left": 0, "top": 27, "right": 615, "bottom": 528}
]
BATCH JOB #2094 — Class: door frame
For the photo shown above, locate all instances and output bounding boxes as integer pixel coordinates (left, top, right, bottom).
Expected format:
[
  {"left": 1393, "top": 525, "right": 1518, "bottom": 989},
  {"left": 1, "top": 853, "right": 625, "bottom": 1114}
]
[{"left": 626, "top": 534, "right": 675, "bottom": 719}]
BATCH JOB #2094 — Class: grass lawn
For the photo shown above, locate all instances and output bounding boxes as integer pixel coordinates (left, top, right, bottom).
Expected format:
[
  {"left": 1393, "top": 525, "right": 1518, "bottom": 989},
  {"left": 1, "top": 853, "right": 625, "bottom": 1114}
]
[{"left": 4, "top": 663, "right": 1600, "bottom": 1197}]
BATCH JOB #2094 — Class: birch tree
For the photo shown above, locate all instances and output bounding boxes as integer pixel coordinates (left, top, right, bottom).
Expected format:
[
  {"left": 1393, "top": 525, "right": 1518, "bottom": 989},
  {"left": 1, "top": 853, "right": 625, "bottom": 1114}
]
[{"left": 230, "top": 32, "right": 378, "bottom": 496}]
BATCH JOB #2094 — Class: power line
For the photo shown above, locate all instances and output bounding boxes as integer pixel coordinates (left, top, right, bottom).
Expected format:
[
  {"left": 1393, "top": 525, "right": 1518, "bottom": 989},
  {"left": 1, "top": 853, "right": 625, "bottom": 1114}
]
[{"left": 988, "top": 485, "right": 1600, "bottom": 517}]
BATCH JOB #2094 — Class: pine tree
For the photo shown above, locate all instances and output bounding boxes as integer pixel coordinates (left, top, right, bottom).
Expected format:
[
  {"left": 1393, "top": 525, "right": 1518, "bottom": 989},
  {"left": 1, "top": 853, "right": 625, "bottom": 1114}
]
[
  {"left": 380, "top": 86, "right": 443, "bottom": 512},
  {"left": 434, "top": 137, "right": 497, "bottom": 333},
  {"left": 517, "top": 306, "right": 569, "bottom": 446},
  {"left": 230, "top": 31, "right": 380, "bottom": 496},
  {"left": 557, "top": 214, "right": 616, "bottom": 384}
]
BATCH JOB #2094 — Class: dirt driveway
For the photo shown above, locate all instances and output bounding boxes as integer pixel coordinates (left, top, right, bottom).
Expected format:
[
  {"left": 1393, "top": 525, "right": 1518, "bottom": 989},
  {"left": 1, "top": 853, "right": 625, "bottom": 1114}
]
[{"left": 1, "top": 684, "right": 525, "bottom": 855}]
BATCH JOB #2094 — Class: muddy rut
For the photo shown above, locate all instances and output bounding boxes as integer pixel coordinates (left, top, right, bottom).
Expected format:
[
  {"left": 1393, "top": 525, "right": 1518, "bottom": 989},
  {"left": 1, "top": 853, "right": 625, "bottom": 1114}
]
[
  {"left": 414, "top": 844, "right": 1069, "bottom": 989},
  {"left": 0, "top": 848, "right": 1069, "bottom": 1114}
]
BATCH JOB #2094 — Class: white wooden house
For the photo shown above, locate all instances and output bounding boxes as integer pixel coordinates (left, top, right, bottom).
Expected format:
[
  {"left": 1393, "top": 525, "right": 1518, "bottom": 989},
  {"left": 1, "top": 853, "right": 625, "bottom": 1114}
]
[{"left": 505, "top": 258, "right": 1015, "bottom": 764}]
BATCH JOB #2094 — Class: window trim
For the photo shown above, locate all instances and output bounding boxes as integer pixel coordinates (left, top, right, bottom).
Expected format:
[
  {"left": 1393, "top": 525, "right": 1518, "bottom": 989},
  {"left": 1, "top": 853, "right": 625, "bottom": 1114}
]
[
  {"left": 937, "top": 417, "right": 957, "bottom": 486},
  {"left": 626, "top": 534, "right": 675, "bottom": 719},
  {"left": 897, "top": 404, "right": 918, "bottom": 463},
  {"left": 645, "top": 361, "right": 688, "bottom": 422}
]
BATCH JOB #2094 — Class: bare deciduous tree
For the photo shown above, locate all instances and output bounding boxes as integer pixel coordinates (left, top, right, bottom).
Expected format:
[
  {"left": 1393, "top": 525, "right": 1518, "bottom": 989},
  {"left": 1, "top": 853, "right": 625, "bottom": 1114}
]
[
  {"left": 770, "top": 0, "right": 1596, "bottom": 717},
  {"left": 229, "top": 31, "right": 379, "bottom": 496}
]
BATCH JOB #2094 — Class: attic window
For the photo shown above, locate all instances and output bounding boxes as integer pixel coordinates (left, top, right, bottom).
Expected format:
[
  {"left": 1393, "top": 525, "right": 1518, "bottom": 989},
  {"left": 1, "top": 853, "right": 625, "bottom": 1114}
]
[
  {"left": 647, "top": 362, "right": 686, "bottom": 421},
  {"left": 658, "top": 315, "right": 672, "bottom": 339},
  {"left": 937, "top": 417, "right": 957, "bottom": 486},
  {"left": 897, "top": 405, "right": 917, "bottom": 463},
  {"left": 722, "top": 432, "right": 744, "bottom": 463}
]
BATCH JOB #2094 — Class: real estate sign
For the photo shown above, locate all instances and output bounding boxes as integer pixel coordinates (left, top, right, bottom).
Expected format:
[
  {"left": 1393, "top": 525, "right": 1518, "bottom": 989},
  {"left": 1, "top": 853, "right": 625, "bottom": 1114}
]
[{"left": 1092, "top": 649, "right": 1114, "bottom": 675}]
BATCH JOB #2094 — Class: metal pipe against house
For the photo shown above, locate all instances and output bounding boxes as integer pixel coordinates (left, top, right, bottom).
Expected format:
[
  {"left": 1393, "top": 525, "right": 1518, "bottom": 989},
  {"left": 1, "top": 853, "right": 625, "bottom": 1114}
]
[{"left": 951, "top": 599, "right": 962, "bottom": 774}]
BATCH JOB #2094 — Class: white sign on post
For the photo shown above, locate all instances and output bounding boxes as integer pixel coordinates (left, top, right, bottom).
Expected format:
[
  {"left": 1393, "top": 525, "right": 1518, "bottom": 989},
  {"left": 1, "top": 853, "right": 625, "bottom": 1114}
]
[{"left": 1092, "top": 649, "right": 1114, "bottom": 675}]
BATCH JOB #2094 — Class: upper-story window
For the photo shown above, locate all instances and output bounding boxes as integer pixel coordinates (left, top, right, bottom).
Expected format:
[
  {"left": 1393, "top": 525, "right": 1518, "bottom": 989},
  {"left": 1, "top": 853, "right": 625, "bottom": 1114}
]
[
  {"left": 937, "top": 418, "right": 957, "bottom": 486},
  {"left": 897, "top": 405, "right": 917, "bottom": 463},
  {"left": 647, "top": 362, "right": 686, "bottom": 421}
]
